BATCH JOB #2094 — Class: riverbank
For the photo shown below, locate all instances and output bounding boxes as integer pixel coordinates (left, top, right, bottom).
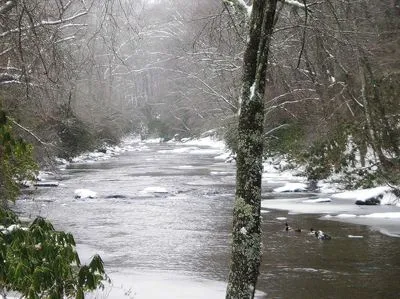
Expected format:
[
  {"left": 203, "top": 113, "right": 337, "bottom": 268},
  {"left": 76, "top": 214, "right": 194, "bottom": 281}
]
[
  {"left": 15, "top": 135, "right": 400, "bottom": 298},
  {"left": 175, "top": 135, "right": 400, "bottom": 237},
  {"left": 34, "top": 133, "right": 400, "bottom": 238}
]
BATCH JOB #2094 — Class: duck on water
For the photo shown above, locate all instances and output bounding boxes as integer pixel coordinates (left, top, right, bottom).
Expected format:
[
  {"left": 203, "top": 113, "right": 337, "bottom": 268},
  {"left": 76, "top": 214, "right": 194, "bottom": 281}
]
[
  {"left": 285, "top": 223, "right": 332, "bottom": 240},
  {"left": 310, "top": 228, "right": 332, "bottom": 240},
  {"left": 285, "top": 222, "right": 301, "bottom": 233}
]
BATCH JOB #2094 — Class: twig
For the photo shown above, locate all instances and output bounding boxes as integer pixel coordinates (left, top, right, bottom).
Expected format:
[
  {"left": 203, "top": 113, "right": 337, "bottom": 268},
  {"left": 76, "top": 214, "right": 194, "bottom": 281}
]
[{"left": 6, "top": 116, "right": 51, "bottom": 146}]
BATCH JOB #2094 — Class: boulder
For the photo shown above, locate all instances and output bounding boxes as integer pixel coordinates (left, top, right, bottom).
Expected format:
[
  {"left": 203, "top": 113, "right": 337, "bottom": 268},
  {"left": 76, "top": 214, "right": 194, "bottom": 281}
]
[{"left": 355, "top": 194, "right": 382, "bottom": 205}]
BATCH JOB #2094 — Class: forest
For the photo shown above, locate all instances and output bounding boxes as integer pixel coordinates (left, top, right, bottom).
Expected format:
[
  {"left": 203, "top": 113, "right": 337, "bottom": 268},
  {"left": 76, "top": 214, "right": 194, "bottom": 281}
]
[
  {"left": 0, "top": 0, "right": 399, "bottom": 298},
  {"left": 1, "top": 0, "right": 398, "bottom": 190}
]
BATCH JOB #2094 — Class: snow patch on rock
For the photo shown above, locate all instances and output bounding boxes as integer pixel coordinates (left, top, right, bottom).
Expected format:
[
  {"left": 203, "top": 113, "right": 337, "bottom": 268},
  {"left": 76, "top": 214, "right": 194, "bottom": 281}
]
[
  {"left": 273, "top": 183, "right": 307, "bottom": 193},
  {"left": 74, "top": 189, "right": 97, "bottom": 199}
]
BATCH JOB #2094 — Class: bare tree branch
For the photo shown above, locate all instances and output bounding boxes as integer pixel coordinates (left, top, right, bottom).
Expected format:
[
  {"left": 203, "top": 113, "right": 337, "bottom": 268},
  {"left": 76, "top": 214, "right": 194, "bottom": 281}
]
[
  {"left": 0, "top": 0, "right": 16, "bottom": 15},
  {"left": 7, "top": 116, "right": 52, "bottom": 146}
]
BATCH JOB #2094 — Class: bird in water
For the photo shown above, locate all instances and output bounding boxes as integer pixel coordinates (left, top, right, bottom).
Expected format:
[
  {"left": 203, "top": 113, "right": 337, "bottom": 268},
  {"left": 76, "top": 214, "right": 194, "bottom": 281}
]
[
  {"left": 310, "top": 228, "right": 331, "bottom": 240},
  {"left": 285, "top": 222, "right": 301, "bottom": 232}
]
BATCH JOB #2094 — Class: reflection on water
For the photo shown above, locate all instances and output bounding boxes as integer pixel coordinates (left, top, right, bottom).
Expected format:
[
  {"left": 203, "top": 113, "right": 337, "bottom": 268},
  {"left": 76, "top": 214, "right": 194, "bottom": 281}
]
[
  {"left": 260, "top": 213, "right": 400, "bottom": 298},
  {"left": 15, "top": 142, "right": 400, "bottom": 298}
]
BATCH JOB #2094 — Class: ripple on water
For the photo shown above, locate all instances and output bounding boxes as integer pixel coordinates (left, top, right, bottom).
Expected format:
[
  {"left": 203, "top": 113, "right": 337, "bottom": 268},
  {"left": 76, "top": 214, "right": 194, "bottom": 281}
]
[{"left": 14, "top": 142, "right": 400, "bottom": 299}]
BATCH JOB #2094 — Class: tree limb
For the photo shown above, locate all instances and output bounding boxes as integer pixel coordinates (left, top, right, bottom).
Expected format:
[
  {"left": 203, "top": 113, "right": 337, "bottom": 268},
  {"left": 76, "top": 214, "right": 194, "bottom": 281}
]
[
  {"left": 222, "top": 0, "right": 311, "bottom": 18},
  {"left": 222, "top": 0, "right": 252, "bottom": 18},
  {"left": 6, "top": 116, "right": 52, "bottom": 146},
  {"left": 0, "top": 10, "right": 88, "bottom": 39},
  {"left": 0, "top": 0, "right": 16, "bottom": 15},
  {"left": 280, "top": 0, "right": 311, "bottom": 12}
]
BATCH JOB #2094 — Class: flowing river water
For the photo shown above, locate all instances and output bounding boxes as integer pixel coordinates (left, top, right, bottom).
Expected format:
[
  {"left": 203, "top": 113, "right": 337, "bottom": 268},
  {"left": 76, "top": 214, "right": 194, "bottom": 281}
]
[{"left": 14, "top": 140, "right": 400, "bottom": 298}]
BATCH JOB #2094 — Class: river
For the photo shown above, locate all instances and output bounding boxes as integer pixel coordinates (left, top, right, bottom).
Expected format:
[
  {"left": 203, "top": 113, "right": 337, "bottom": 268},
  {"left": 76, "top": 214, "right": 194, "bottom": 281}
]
[{"left": 14, "top": 139, "right": 400, "bottom": 298}]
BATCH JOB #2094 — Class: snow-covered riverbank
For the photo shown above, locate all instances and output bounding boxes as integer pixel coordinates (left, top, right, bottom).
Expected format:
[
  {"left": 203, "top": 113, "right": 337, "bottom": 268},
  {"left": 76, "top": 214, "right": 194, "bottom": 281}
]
[
  {"left": 19, "top": 133, "right": 400, "bottom": 299},
  {"left": 35, "top": 133, "right": 400, "bottom": 238},
  {"left": 179, "top": 135, "right": 400, "bottom": 238}
]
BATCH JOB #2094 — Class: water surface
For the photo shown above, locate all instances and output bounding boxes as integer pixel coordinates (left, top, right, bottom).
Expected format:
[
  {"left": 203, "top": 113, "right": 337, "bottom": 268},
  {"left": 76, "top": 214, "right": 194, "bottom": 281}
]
[{"left": 15, "top": 141, "right": 400, "bottom": 298}]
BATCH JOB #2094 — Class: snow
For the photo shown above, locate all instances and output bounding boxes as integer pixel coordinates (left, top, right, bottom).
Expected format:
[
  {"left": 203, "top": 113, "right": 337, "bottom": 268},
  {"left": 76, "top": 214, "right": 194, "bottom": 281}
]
[
  {"left": 54, "top": 134, "right": 226, "bottom": 170},
  {"left": 302, "top": 198, "right": 331, "bottom": 203},
  {"left": 31, "top": 132, "right": 400, "bottom": 243},
  {"left": 141, "top": 137, "right": 163, "bottom": 144},
  {"left": 0, "top": 224, "right": 25, "bottom": 234},
  {"left": 261, "top": 159, "right": 306, "bottom": 183},
  {"left": 6, "top": 224, "right": 20, "bottom": 232},
  {"left": 273, "top": 183, "right": 307, "bottom": 193},
  {"left": 157, "top": 134, "right": 226, "bottom": 156},
  {"left": 381, "top": 191, "right": 400, "bottom": 206},
  {"left": 77, "top": 237, "right": 265, "bottom": 298},
  {"left": 321, "top": 212, "right": 400, "bottom": 237},
  {"left": 176, "top": 165, "right": 194, "bottom": 169},
  {"left": 317, "top": 181, "right": 341, "bottom": 193},
  {"left": 237, "top": 0, "right": 252, "bottom": 17},
  {"left": 181, "top": 136, "right": 225, "bottom": 149},
  {"left": 74, "top": 189, "right": 97, "bottom": 199},
  {"left": 64, "top": 135, "right": 143, "bottom": 165},
  {"left": 261, "top": 197, "right": 357, "bottom": 215},
  {"left": 284, "top": 0, "right": 308, "bottom": 10},
  {"left": 45, "top": 134, "right": 400, "bottom": 241},
  {"left": 141, "top": 186, "right": 168, "bottom": 194},
  {"left": 331, "top": 186, "right": 400, "bottom": 207},
  {"left": 276, "top": 217, "right": 287, "bottom": 221},
  {"left": 249, "top": 82, "right": 256, "bottom": 100},
  {"left": 330, "top": 214, "right": 357, "bottom": 218},
  {"left": 331, "top": 186, "right": 391, "bottom": 201},
  {"left": 359, "top": 212, "right": 400, "bottom": 219},
  {"left": 86, "top": 270, "right": 266, "bottom": 299}
]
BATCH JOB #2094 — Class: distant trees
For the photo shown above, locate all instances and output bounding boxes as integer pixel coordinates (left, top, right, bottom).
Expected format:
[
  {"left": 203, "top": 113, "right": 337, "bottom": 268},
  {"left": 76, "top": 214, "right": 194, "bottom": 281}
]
[
  {"left": 263, "top": 0, "right": 400, "bottom": 186},
  {"left": 1, "top": 4, "right": 110, "bottom": 297},
  {"left": 224, "top": 0, "right": 399, "bottom": 297},
  {"left": 217, "top": 0, "right": 399, "bottom": 187},
  {"left": 114, "top": 0, "right": 246, "bottom": 139},
  {"left": 0, "top": 0, "right": 144, "bottom": 158},
  {"left": 1, "top": 0, "right": 397, "bottom": 182},
  {"left": 0, "top": 0, "right": 90, "bottom": 158}
]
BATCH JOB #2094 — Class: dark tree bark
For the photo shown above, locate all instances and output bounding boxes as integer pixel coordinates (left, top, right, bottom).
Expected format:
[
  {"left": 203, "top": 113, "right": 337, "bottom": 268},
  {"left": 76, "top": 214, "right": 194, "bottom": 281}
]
[{"left": 226, "top": 1, "right": 278, "bottom": 298}]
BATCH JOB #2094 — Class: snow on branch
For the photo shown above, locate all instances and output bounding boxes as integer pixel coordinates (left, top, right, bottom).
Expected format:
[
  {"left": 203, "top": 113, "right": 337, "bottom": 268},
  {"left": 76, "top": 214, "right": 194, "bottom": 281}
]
[
  {"left": 223, "top": 0, "right": 252, "bottom": 19},
  {"left": 222, "top": 0, "right": 311, "bottom": 23},
  {"left": 279, "top": 0, "right": 311, "bottom": 12},
  {"left": 0, "top": 73, "right": 22, "bottom": 85},
  {"left": 0, "top": 10, "right": 88, "bottom": 39},
  {"left": 7, "top": 116, "right": 51, "bottom": 146},
  {"left": 0, "top": 0, "right": 16, "bottom": 15}
]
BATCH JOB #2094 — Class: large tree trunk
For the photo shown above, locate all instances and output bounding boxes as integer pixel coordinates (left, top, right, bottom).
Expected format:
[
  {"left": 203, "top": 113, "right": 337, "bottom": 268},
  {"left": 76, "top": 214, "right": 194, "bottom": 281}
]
[{"left": 226, "top": 1, "right": 278, "bottom": 298}]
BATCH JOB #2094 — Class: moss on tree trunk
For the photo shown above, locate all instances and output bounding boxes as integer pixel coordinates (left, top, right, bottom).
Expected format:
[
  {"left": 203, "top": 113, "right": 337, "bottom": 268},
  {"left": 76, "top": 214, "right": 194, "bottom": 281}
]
[{"left": 226, "top": 1, "right": 278, "bottom": 298}]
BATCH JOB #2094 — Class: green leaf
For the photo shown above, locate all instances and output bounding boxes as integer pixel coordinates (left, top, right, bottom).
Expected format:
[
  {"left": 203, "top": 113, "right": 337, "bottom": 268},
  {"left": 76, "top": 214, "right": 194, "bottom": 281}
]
[
  {"left": 89, "top": 254, "right": 104, "bottom": 273},
  {"left": 78, "top": 266, "right": 89, "bottom": 286},
  {"left": 87, "top": 272, "right": 95, "bottom": 289},
  {"left": 1, "top": 211, "right": 106, "bottom": 297}
]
